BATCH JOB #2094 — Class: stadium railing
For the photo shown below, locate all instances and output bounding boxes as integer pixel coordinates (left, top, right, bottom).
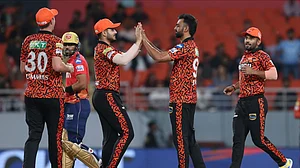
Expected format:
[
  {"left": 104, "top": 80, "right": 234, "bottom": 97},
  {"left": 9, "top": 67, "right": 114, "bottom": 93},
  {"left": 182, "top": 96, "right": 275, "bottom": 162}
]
[{"left": 0, "top": 86, "right": 298, "bottom": 113}]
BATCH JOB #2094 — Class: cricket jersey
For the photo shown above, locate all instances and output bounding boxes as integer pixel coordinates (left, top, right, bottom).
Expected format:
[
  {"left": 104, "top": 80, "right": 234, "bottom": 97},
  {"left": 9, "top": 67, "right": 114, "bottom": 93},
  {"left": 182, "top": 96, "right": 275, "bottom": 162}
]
[
  {"left": 167, "top": 37, "right": 200, "bottom": 103},
  {"left": 65, "top": 52, "right": 90, "bottom": 103},
  {"left": 20, "top": 31, "right": 64, "bottom": 98},
  {"left": 238, "top": 49, "right": 275, "bottom": 98},
  {"left": 94, "top": 41, "right": 122, "bottom": 92}
]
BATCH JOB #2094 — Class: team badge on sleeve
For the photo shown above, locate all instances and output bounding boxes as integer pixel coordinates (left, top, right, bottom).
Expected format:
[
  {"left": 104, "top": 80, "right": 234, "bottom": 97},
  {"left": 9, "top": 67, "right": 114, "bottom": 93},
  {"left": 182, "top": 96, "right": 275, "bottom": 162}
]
[
  {"left": 170, "top": 48, "right": 178, "bottom": 53},
  {"left": 175, "top": 44, "right": 184, "bottom": 48},
  {"left": 102, "top": 47, "right": 113, "bottom": 55},
  {"left": 75, "top": 59, "right": 82, "bottom": 64}
]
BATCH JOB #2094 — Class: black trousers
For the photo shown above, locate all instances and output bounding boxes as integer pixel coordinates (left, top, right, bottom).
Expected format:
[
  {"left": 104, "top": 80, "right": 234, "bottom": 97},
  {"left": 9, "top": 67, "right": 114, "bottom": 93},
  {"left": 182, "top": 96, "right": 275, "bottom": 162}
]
[
  {"left": 169, "top": 103, "right": 206, "bottom": 168},
  {"left": 230, "top": 94, "right": 287, "bottom": 168},
  {"left": 23, "top": 96, "right": 64, "bottom": 168},
  {"left": 92, "top": 89, "right": 134, "bottom": 168}
]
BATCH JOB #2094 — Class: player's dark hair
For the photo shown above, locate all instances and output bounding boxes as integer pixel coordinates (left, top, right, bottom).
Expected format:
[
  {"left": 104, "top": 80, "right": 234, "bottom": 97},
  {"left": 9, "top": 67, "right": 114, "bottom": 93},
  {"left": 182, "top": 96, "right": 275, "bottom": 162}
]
[{"left": 178, "top": 14, "right": 197, "bottom": 37}]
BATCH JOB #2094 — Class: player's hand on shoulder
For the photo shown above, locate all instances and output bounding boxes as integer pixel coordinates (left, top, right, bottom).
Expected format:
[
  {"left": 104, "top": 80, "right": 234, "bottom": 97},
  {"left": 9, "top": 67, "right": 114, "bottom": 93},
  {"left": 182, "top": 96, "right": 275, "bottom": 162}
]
[
  {"left": 67, "top": 63, "right": 74, "bottom": 73},
  {"left": 223, "top": 85, "right": 235, "bottom": 96}
]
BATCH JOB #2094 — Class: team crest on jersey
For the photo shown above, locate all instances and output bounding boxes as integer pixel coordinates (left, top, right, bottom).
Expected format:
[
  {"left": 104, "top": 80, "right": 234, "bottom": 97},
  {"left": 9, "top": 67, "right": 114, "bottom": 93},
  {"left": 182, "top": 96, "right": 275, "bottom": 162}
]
[
  {"left": 75, "top": 59, "right": 82, "bottom": 64},
  {"left": 76, "top": 65, "right": 84, "bottom": 71}
]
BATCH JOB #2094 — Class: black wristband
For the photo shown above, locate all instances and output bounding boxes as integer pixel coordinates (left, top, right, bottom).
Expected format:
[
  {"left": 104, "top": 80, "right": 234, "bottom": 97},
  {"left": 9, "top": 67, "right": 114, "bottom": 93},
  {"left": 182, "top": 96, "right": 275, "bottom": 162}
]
[
  {"left": 231, "top": 85, "right": 236, "bottom": 90},
  {"left": 65, "top": 85, "right": 74, "bottom": 94}
]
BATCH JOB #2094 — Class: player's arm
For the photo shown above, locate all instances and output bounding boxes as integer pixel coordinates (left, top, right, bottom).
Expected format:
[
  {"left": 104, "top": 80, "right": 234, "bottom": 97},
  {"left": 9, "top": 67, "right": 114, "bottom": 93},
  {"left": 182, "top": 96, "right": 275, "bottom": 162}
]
[
  {"left": 241, "top": 54, "right": 278, "bottom": 80},
  {"left": 20, "top": 61, "right": 25, "bottom": 74},
  {"left": 112, "top": 24, "right": 143, "bottom": 65},
  {"left": 224, "top": 81, "right": 239, "bottom": 96},
  {"left": 252, "top": 67, "right": 277, "bottom": 80},
  {"left": 112, "top": 42, "right": 141, "bottom": 66},
  {"left": 142, "top": 31, "right": 171, "bottom": 62},
  {"left": 52, "top": 42, "right": 74, "bottom": 72},
  {"left": 65, "top": 74, "right": 86, "bottom": 94},
  {"left": 231, "top": 81, "right": 239, "bottom": 90},
  {"left": 52, "top": 57, "right": 74, "bottom": 72},
  {"left": 20, "top": 38, "right": 28, "bottom": 74}
]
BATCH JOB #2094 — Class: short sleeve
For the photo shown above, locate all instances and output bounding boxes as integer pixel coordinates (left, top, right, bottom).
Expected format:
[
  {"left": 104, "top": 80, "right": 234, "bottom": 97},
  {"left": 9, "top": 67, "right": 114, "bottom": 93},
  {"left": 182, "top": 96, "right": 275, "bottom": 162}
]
[
  {"left": 260, "top": 53, "right": 275, "bottom": 70},
  {"left": 102, "top": 47, "right": 119, "bottom": 62},
  {"left": 20, "top": 37, "right": 29, "bottom": 62},
  {"left": 167, "top": 43, "right": 188, "bottom": 60}
]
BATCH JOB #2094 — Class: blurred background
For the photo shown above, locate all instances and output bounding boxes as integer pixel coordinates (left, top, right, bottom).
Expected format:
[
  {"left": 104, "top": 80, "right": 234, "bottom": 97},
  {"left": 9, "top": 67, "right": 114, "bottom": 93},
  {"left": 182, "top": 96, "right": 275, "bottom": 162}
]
[{"left": 0, "top": 0, "right": 299, "bottom": 167}]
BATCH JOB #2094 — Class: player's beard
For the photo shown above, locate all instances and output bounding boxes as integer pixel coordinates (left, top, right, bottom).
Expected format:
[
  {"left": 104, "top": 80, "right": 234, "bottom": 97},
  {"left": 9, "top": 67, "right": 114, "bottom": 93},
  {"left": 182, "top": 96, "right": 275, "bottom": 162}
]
[
  {"left": 107, "top": 33, "right": 117, "bottom": 43},
  {"left": 244, "top": 42, "right": 257, "bottom": 51},
  {"left": 63, "top": 48, "right": 75, "bottom": 57},
  {"left": 175, "top": 31, "right": 183, "bottom": 38}
]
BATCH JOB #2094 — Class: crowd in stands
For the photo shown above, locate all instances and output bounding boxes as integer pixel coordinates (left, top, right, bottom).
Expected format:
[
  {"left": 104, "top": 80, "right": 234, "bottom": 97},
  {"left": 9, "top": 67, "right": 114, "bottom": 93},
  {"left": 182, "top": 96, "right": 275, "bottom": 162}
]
[{"left": 0, "top": 0, "right": 299, "bottom": 112}]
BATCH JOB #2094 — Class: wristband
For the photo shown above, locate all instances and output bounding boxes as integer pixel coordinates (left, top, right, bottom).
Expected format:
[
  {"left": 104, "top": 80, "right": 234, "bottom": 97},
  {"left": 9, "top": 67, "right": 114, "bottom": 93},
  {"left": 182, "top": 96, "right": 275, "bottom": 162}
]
[
  {"left": 231, "top": 85, "right": 236, "bottom": 91},
  {"left": 65, "top": 85, "right": 74, "bottom": 94}
]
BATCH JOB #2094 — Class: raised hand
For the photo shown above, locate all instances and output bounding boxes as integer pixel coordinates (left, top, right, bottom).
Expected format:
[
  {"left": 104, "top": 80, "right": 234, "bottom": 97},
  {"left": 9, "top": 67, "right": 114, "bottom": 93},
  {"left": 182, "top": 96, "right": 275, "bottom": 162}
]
[{"left": 134, "top": 22, "right": 142, "bottom": 44}]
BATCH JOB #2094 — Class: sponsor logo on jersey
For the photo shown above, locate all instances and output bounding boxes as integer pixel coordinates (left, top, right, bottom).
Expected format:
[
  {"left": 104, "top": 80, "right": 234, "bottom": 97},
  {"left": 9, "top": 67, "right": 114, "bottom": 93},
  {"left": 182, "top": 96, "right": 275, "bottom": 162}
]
[
  {"left": 29, "top": 41, "right": 47, "bottom": 49},
  {"left": 76, "top": 65, "right": 84, "bottom": 72},
  {"left": 56, "top": 49, "right": 62, "bottom": 55},
  {"left": 238, "top": 63, "right": 252, "bottom": 70}
]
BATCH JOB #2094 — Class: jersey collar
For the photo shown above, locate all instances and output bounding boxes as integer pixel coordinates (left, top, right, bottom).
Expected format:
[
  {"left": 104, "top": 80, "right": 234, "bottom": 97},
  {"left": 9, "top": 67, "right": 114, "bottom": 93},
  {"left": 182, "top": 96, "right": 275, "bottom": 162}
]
[
  {"left": 98, "top": 41, "right": 109, "bottom": 46},
  {"left": 38, "top": 30, "right": 53, "bottom": 35},
  {"left": 245, "top": 48, "right": 260, "bottom": 54},
  {"left": 182, "top": 37, "right": 194, "bottom": 43}
]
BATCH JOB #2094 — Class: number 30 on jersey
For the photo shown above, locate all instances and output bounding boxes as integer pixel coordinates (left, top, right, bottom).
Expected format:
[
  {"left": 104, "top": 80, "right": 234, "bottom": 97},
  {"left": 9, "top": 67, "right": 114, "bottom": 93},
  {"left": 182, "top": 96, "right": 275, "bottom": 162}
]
[{"left": 25, "top": 51, "right": 48, "bottom": 73}]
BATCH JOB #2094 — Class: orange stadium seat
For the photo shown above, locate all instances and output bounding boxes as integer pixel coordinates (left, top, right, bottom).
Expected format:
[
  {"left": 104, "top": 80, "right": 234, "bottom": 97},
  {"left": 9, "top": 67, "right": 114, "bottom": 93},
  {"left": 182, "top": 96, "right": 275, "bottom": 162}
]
[
  {"left": 12, "top": 80, "right": 25, "bottom": 89},
  {"left": 265, "top": 80, "right": 283, "bottom": 88},
  {"left": 290, "top": 80, "right": 300, "bottom": 88},
  {"left": 150, "top": 63, "right": 170, "bottom": 81},
  {"left": 262, "top": 32, "right": 277, "bottom": 46},
  {"left": 224, "top": 8, "right": 244, "bottom": 19},
  {"left": 288, "top": 17, "right": 300, "bottom": 37},
  {"left": 120, "top": 67, "right": 133, "bottom": 85},
  {"left": 0, "top": 44, "right": 8, "bottom": 76},
  {"left": 134, "top": 70, "right": 150, "bottom": 87}
]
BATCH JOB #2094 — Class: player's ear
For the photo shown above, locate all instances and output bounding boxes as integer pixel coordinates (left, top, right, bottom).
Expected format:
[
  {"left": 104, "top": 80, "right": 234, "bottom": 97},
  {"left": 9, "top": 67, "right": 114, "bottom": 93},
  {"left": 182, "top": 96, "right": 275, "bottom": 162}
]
[
  {"left": 102, "top": 30, "right": 107, "bottom": 37},
  {"left": 257, "top": 39, "right": 261, "bottom": 46},
  {"left": 183, "top": 24, "right": 189, "bottom": 33}
]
